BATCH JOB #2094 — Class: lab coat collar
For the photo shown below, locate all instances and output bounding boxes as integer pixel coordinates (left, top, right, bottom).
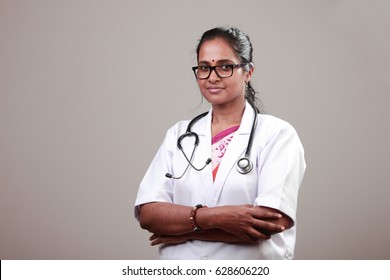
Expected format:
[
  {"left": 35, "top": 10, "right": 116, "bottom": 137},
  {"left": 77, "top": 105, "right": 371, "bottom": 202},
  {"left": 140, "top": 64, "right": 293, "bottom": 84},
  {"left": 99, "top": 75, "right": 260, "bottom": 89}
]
[{"left": 194, "top": 101, "right": 255, "bottom": 136}]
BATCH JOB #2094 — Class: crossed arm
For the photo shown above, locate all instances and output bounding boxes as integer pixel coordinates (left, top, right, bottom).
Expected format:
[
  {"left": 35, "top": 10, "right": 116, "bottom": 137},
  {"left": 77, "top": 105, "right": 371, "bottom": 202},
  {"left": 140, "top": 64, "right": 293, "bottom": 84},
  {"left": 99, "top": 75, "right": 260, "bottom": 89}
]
[{"left": 139, "top": 202, "right": 293, "bottom": 246}]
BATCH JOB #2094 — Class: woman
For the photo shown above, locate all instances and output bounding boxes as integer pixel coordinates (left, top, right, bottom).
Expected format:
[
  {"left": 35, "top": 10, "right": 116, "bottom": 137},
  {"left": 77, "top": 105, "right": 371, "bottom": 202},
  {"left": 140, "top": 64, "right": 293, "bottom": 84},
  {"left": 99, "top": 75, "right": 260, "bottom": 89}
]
[{"left": 134, "top": 27, "right": 306, "bottom": 259}]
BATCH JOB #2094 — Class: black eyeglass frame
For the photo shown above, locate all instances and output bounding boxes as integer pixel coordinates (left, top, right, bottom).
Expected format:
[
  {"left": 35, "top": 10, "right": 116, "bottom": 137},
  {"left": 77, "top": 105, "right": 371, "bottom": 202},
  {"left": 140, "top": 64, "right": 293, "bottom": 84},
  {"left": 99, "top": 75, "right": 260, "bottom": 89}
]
[{"left": 192, "top": 63, "right": 249, "bottom": 80}]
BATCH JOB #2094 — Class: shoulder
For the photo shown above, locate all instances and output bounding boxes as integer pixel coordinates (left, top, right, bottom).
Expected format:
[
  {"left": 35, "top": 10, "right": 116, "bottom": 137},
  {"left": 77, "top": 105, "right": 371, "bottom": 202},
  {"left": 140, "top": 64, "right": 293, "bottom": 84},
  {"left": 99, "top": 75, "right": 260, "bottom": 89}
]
[
  {"left": 257, "top": 114, "right": 298, "bottom": 135},
  {"left": 168, "top": 119, "right": 190, "bottom": 130},
  {"left": 166, "top": 111, "right": 210, "bottom": 136},
  {"left": 166, "top": 120, "right": 190, "bottom": 135},
  {"left": 255, "top": 114, "right": 304, "bottom": 151}
]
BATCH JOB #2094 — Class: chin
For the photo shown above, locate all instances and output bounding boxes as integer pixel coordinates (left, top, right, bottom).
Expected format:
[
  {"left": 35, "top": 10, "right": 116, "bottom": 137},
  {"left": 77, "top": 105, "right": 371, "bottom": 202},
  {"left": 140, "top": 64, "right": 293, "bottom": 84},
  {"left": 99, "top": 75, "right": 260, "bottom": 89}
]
[{"left": 202, "top": 94, "right": 224, "bottom": 105}]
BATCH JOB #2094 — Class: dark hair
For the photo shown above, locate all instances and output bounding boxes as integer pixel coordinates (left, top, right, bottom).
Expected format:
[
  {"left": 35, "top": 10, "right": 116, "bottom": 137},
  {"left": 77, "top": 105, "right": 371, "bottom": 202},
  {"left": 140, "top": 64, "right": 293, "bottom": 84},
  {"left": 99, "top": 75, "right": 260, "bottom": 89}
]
[{"left": 196, "top": 26, "right": 263, "bottom": 112}]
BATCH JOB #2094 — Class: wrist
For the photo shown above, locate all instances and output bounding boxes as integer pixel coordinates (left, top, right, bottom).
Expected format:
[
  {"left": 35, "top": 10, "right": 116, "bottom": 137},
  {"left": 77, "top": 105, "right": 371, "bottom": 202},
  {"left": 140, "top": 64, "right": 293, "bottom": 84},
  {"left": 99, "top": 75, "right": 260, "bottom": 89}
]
[
  {"left": 195, "top": 206, "right": 220, "bottom": 230},
  {"left": 189, "top": 204, "right": 207, "bottom": 231}
]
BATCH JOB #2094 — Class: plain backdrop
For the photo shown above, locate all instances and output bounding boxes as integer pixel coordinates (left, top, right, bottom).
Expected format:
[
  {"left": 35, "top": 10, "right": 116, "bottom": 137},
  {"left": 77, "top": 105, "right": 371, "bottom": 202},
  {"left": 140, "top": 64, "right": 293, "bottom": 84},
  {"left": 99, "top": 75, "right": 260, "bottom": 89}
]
[{"left": 1, "top": 0, "right": 389, "bottom": 259}]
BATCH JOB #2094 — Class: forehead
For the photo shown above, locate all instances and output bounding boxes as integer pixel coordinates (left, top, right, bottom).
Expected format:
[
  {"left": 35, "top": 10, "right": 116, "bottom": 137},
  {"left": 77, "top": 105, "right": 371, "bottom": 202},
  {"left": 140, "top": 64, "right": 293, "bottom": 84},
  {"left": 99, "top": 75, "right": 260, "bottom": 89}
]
[{"left": 198, "top": 37, "right": 240, "bottom": 63}]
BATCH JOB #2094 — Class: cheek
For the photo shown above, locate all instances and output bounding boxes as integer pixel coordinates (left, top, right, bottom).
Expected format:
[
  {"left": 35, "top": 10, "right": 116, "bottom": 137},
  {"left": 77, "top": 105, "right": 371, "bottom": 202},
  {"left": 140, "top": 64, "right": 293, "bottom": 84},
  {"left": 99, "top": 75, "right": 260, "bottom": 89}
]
[
  {"left": 197, "top": 80, "right": 207, "bottom": 92},
  {"left": 228, "top": 79, "right": 245, "bottom": 94}
]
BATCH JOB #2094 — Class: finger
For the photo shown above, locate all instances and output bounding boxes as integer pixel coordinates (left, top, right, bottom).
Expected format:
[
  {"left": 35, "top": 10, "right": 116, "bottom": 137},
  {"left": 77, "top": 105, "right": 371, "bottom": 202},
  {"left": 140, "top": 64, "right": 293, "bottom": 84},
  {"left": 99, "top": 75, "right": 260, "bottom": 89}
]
[
  {"left": 243, "top": 234, "right": 260, "bottom": 243},
  {"left": 254, "top": 220, "right": 285, "bottom": 232},
  {"left": 149, "top": 234, "right": 158, "bottom": 241},
  {"left": 150, "top": 237, "right": 163, "bottom": 246},
  {"left": 251, "top": 209, "right": 282, "bottom": 220},
  {"left": 236, "top": 232, "right": 260, "bottom": 243},
  {"left": 247, "top": 228, "right": 271, "bottom": 241}
]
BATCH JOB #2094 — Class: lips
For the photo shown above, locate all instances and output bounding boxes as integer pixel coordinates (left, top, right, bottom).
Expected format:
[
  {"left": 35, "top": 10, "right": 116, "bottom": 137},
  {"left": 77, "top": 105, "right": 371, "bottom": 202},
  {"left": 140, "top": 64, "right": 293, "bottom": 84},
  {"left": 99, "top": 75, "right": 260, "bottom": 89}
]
[{"left": 207, "top": 87, "right": 224, "bottom": 94}]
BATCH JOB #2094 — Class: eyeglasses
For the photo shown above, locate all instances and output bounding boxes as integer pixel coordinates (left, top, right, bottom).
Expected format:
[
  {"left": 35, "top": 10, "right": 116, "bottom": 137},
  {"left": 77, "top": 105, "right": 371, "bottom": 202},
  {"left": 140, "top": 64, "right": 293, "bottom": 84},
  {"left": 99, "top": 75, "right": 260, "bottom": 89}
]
[{"left": 192, "top": 63, "right": 248, "bottom": 79}]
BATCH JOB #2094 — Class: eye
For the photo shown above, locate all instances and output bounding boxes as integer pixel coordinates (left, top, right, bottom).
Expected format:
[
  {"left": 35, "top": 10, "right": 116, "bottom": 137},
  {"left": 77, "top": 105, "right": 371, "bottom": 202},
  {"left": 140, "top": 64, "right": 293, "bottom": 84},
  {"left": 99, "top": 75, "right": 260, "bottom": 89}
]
[
  {"left": 218, "top": 65, "right": 232, "bottom": 72},
  {"left": 198, "top": 66, "right": 210, "bottom": 72}
]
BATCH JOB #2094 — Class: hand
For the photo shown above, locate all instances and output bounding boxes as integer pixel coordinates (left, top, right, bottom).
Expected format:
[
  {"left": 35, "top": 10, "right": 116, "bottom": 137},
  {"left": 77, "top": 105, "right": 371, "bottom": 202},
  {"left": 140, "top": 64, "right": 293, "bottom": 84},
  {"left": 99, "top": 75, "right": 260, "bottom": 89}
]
[
  {"left": 149, "top": 233, "right": 191, "bottom": 246},
  {"left": 198, "top": 205, "right": 285, "bottom": 242}
]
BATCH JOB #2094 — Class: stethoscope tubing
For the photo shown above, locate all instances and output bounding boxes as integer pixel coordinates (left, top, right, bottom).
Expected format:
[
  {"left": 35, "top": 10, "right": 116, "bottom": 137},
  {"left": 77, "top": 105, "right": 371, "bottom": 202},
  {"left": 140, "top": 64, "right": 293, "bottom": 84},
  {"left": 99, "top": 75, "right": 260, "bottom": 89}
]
[{"left": 166, "top": 100, "right": 258, "bottom": 179}]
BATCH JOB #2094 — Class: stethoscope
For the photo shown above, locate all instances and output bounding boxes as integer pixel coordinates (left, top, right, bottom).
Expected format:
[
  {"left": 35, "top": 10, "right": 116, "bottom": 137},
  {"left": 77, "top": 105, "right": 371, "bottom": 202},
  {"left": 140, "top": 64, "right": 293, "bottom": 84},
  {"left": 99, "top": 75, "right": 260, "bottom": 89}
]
[{"left": 165, "top": 99, "right": 258, "bottom": 179}]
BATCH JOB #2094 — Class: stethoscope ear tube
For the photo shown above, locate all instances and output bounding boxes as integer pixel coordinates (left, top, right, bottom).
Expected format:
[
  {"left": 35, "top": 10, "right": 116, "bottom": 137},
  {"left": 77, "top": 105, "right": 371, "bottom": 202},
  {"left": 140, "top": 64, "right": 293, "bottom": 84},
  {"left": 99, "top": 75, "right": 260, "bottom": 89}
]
[{"left": 177, "top": 132, "right": 199, "bottom": 150}]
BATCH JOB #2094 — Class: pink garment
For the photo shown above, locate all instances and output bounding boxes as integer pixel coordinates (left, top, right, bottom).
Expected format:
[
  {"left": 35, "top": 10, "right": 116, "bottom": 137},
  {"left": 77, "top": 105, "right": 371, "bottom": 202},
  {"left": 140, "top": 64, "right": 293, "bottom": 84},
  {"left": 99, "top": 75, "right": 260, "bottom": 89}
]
[{"left": 211, "top": 125, "right": 240, "bottom": 181}]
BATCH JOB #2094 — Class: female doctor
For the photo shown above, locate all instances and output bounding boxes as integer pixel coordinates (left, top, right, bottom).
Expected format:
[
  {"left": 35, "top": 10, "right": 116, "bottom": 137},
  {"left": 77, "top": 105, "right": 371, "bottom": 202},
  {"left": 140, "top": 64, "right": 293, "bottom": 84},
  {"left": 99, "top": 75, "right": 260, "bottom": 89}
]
[{"left": 134, "top": 26, "right": 306, "bottom": 259}]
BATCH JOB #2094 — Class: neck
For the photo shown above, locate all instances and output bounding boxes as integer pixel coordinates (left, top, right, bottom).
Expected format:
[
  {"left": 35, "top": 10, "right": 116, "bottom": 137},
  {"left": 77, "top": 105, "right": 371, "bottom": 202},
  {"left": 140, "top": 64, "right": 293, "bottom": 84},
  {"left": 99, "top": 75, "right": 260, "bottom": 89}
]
[
  {"left": 212, "top": 97, "right": 245, "bottom": 122},
  {"left": 211, "top": 98, "right": 245, "bottom": 136}
]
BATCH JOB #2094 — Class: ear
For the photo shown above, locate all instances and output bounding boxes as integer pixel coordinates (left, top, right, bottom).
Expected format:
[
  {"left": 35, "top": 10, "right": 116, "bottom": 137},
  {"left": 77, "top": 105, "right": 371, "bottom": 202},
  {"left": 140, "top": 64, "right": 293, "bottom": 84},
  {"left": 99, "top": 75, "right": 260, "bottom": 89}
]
[{"left": 245, "top": 65, "right": 254, "bottom": 83}]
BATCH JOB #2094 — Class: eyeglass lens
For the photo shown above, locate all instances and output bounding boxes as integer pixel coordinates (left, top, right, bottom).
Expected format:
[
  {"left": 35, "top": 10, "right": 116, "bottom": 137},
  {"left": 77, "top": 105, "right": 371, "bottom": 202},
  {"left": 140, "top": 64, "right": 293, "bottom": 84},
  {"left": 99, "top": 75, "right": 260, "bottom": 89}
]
[{"left": 196, "top": 65, "right": 233, "bottom": 79}]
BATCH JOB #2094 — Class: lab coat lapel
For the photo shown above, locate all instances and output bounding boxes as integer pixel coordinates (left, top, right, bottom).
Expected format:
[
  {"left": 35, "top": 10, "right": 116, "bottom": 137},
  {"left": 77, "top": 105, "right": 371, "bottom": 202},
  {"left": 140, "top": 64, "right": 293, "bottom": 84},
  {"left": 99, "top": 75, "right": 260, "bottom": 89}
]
[
  {"left": 211, "top": 103, "right": 254, "bottom": 205},
  {"left": 194, "top": 109, "right": 214, "bottom": 202}
]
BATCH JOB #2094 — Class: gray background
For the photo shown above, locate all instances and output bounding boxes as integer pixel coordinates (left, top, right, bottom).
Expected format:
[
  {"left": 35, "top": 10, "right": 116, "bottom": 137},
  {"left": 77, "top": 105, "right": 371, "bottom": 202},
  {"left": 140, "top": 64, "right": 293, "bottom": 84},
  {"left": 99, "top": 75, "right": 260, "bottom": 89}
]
[{"left": 1, "top": 0, "right": 389, "bottom": 259}]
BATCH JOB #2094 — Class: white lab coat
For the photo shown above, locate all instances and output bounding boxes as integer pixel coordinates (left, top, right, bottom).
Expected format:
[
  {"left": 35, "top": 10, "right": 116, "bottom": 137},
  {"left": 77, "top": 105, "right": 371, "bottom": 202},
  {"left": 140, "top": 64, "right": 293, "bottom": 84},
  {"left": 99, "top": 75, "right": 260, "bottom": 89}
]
[{"left": 134, "top": 102, "right": 306, "bottom": 259}]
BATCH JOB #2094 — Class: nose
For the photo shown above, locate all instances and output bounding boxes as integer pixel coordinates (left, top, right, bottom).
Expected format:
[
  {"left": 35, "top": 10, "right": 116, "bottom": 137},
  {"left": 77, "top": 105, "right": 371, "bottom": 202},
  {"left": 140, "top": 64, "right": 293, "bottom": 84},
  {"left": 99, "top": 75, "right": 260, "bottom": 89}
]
[{"left": 208, "top": 68, "right": 220, "bottom": 82}]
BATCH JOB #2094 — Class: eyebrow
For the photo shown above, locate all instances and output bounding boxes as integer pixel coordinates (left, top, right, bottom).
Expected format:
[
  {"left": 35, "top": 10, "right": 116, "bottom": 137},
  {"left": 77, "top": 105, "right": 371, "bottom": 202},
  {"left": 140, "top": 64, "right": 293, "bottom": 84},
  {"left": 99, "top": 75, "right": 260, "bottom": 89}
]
[{"left": 198, "top": 59, "right": 235, "bottom": 65}]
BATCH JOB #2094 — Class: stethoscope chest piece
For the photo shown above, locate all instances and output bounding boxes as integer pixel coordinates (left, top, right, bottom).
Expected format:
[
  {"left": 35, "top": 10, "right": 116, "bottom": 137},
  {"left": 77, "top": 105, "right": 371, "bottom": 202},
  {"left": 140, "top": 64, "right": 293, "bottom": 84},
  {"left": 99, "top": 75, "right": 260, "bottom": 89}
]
[{"left": 236, "top": 157, "right": 253, "bottom": 174}]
